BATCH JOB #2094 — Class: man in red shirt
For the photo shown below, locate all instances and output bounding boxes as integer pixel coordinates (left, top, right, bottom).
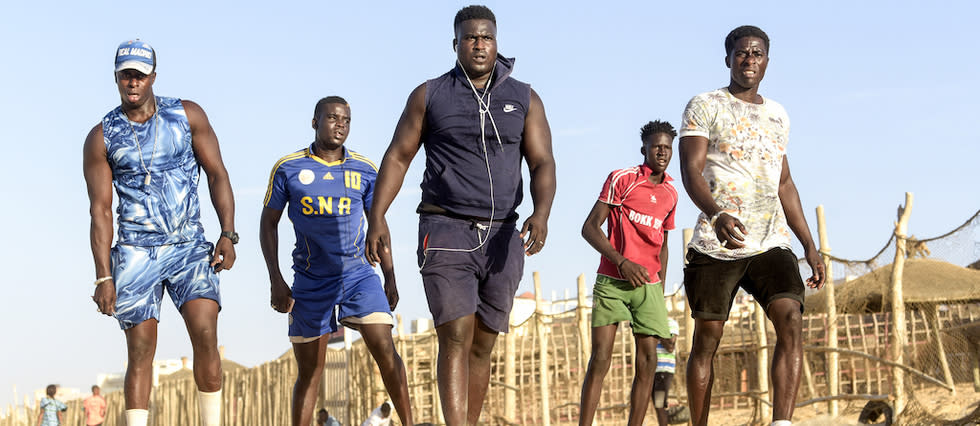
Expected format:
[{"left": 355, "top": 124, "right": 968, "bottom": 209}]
[
  {"left": 83, "top": 385, "right": 107, "bottom": 426},
  {"left": 578, "top": 120, "right": 678, "bottom": 426}
]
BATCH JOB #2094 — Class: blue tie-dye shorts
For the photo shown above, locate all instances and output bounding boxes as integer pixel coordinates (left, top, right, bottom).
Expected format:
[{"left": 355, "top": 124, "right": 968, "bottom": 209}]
[{"left": 110, "top": 240, "right": 221, "bottom": 329}]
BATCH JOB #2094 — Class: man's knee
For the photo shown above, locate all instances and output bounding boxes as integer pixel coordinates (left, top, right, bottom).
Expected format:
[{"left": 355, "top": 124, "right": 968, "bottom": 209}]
[
  {"left": 587, "top": 350, "right": 614, "bottom": 375},
  {"left": 296, "top": 363, "right": 324, "bottom": 381},
  {"left": 129, "top": 344, "right": 154, "bottom": 361},
  {"left": 635, "top": 347, "right": 658, "bottom": 370},
  {"left": 183, "top": 299, "right": 220, "bottom": 343},
  {"left": 196, "top": 369, "right": 223, "bottom": 391},
  {"left": 127, "top": 340, "right": 156, "bottom": 367},
  {"left": 363, "top": 328, "right": 397, "bottom": 357},
  {"left": 187, "top": 322, "right": 219, "bottom": 347},
  {"left": 437, "top": 323, "right": 470, "bottom": 346},
  {"left": 370, "top": 344, "right": 402, "bottom": 372},
  {"left": 768, "top": 300, "right": 803, "bottom": 336},
  {"left": 691, "top": 322, "right": 725, "bottom": 357},
  {"left": 437, "top": 316, "right": 479, "bottom": 357},
  {"left": 469, "top": 323, "right": 498, "bottom": 361}
]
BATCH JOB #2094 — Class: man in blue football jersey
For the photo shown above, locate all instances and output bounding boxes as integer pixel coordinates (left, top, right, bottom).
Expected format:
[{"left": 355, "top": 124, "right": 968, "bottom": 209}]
[
  {"left": 83, "top": 40, "right": 236, "bottom": 426},
  {"left": 260, "top": 96, "right": 413, "bottom": 426}
]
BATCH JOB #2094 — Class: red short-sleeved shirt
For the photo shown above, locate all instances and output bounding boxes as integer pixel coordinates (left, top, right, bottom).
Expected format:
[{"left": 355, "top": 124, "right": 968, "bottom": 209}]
[{"left": 596, "top": 164, "right": 677, "bottom": 283}]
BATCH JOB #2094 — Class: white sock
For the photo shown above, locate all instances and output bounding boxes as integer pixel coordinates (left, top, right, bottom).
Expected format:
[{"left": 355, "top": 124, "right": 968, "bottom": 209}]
[
  {"left": 199, "top": 389, "right": 222, "bottom": 426},
  {"left": 125, "top": 409, "right": 149, "bottom": 426},
  {"left": 771, "top": 420, "right": 792, "bottom": 426}
]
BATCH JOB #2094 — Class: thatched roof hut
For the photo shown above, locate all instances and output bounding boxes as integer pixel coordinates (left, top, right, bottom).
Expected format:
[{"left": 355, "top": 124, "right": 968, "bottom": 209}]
[
  {"left": 160, "top": 359, "right": 247, "bottom": 382},
  {"left": 804, "top": 258, "right": 980, "bottom": 314}
]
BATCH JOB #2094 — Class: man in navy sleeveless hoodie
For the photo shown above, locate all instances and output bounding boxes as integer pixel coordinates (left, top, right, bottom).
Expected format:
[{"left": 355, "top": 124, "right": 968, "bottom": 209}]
[
  {"left": 366, "top": 5, "right": 556, "bottom": 424},
  {"left": 83, "top": 40, "right": 237, "bottom": 426}
]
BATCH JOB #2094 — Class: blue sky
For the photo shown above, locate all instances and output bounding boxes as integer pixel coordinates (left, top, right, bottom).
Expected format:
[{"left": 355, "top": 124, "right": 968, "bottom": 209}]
[{"left": 1, "top": 0, "right": 978, "bottom": 407}]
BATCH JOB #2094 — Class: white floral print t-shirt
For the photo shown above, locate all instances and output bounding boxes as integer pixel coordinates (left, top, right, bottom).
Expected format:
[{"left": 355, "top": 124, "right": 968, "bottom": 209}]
[{"left": 680, "top": 87, "right": 792, "bottom": 260}]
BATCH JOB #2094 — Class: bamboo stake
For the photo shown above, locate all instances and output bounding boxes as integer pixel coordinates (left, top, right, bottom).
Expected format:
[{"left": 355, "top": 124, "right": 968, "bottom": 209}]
[
  {"left": 682, "top": 228, "right": 695, "bottom": 356},
  {"left": 843, "top": 314, "right": 859, "bottom": 395},
  {"left": 872, "top": 315, "right": 884, "bottom": 394},
  {"left": 577, "top": 274, "right": 590, "bottom": 375},
  {"left": 754, "top": 301, "right": 771, "bottom": 421},
  {"left": 620, "top": 317, "right": 630, "bottom": 407},
  {"left": 518, "top": 322, "right": 529, "bottom": 424},
  {"left": 928, "top": 306, "right": 956, "bottom": 394},
  {"left": 855, "top": 315, "right": 871, "bottom": 395},
  {"left": 816, "top": 205, "right": 839, "bottom": 416},
  {"left": 345, "top": 326, "right": 354, "bottom": 426},
  {"left": 576, "top": 274, "right": 593, "bottom": 424},
  {"left": 432, "top": 331, "right": 442, "bottom": 423},
  {"left": 911, "top": 309, "right": 919, "bottom": 367},
  {"left": 801, "top": 349, "right": 816, "bottom": 398},
  {"left": 505, "top": 327, "right": 517, "bottom": 423},
  {"left": 801, "top": 317, "right": 816, "bottom": 398},
  {"left": 890, "top": 192, "right": 913, "bottom": 417},
  {"left": 534, "top": 272, "right": 551, "bottom": 426}
]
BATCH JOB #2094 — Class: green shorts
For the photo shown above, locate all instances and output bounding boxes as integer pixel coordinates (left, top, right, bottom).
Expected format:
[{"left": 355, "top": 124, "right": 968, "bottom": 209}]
[{"left": 591, "top": 275, "right": 670, "bottom": 338}]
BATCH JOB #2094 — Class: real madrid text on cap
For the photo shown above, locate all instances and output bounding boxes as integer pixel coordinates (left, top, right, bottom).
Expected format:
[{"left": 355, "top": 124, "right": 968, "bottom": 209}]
[{"left": 114, "top": 40, "right": 155, "bottom": 74}]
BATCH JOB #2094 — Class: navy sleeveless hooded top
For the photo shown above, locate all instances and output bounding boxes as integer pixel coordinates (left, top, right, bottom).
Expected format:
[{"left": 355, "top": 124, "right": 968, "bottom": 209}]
[{"left": 420, "top": 54, "right": 531, "bottom": 220}]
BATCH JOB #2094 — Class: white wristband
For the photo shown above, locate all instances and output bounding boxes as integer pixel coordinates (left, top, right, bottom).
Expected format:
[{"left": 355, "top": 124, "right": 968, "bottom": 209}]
[
  {"left": 709, "top": 211, "right": 726, "bottom": 228},
  {"left": 94, "top": 276, "right": 113, "bottom": 286}
]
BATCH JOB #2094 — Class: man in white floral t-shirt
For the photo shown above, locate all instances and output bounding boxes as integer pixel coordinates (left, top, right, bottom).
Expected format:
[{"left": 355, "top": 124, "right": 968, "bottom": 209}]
[{"left": 678, "top": 25, "right": 826, "bottom": 426}]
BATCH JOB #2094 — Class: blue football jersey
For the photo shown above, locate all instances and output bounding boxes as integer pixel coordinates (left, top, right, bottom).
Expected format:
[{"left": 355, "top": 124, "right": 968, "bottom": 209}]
[
  {"left": 102, "top": 96, "right": 205, "bottom": 246},
  {"left": 264, "top": 145, "right": 377, "bottom": 278}
]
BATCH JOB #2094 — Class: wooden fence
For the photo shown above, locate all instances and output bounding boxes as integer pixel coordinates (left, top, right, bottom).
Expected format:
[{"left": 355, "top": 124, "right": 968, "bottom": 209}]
[{"left": 4, "top": 280, "right": 977, "bottom": 425}]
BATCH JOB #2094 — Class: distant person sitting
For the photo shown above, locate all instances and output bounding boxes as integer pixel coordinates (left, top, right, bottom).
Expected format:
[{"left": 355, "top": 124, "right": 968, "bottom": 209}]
[
  {"left": 83, "top": 385, "right": 107, "bottom": 426},
  {"left": 361, "top": 401, "right": 392, "bottom": 426},
  {"left": 318, "top": 408, "right": 341, "bottom": 426},
  {"left": 37, "top": 384, "right": 67, "bottom": 426}
]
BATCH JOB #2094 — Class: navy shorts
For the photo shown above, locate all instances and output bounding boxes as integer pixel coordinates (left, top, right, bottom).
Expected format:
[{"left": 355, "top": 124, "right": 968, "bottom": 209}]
[
  {"left": 417, "top": 214, "right": 525, "bottom": 333},
  {"left": 288, "top": 265, "right": 392, "bottom": 342},
  {"left": 683, "top": 247, "right": 805, "bottom": 321},
  {"left": 111, "top": 240, "right": 221, "bottom": 329}
]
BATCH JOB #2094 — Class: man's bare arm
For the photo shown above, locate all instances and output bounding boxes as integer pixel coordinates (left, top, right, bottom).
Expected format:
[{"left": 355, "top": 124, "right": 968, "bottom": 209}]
[
  {"left": 83, "top": 123, "right": 116, "bottom": 315},
  {"left": 778, "top": 156, "right": 825, "bottom": 289},
  {"left": 658, "top": 230, "right": 669, "bottom": 284},
  {"left": 259, "top": 206, "right": 293, "bottom": 313},
  {"left": 365, "top": 83, "right": 426, "bottom": 265},
  {"left": 581, "top": 201, "right": 648, "bottom": 287},
  {"left": 679, "top": 135, "right": 746, "bottom": 248},
  {"left": 519, "top": 88, "right": 556, "bottom": 256},
  {"left": 185, "top": 100, "right": 236, "bottom": 271}
]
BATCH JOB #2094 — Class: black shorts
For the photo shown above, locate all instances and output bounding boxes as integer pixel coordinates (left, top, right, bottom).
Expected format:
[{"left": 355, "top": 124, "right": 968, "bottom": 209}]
[
  {"left": 683, "top": 247, "right": 805, "bottom": 321},
  {"left": 417, "top": 214, "right": 525, "bottom": 333},
  {"left": 653, "top": 372, "right": 673, "bottom": 408}
]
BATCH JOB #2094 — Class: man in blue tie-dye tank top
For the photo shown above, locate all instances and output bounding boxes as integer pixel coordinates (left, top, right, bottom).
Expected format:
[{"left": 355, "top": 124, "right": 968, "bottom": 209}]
[{"left": 82, "top": 39, "right": 236, "bottom": 426}]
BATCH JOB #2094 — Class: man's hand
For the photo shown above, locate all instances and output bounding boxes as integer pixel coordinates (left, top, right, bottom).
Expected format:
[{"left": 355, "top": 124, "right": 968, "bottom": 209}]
[
  {"left": 270, "top": 277, "right": 294, "bottom": 313},
  {"left": 365, "top": 217, "right": 391, "bottom": 266},
  {"left": 618, "top": 259, "right": 650, "bottom": 288},
  {"left": 713, "top": 213, "right": 747, "bottom": 250},
  {"left": 384, "top": 280, "right": 400, "bottom": 310},
  {"left": 211, "top": 237, "right": 236, "bottom": 272},
  {"left": 804, "top": 248, "right": 826, "bottom": 290},
  {"left": 520, "top": 213, "right": 549, "bottom": 256},
  {"left": 93, "top": 281, "right": 116, "bottom": 316}
]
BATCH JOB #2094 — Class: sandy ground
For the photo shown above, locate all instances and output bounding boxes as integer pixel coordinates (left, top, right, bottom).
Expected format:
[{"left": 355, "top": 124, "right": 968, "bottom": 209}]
[{"left": 694, "top": 383, "right": 979, "bottom": 426}]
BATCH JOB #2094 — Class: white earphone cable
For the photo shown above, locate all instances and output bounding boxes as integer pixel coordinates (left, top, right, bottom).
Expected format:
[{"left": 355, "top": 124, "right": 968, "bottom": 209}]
[{"left": 421, "top": 60, "right": 504, "bottom": 259}]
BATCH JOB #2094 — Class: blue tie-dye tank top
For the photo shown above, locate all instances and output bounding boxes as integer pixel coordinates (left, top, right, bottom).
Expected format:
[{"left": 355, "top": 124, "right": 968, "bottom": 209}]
[{"left": 102, "top": 96, "right": 205, "bottom": 246}]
